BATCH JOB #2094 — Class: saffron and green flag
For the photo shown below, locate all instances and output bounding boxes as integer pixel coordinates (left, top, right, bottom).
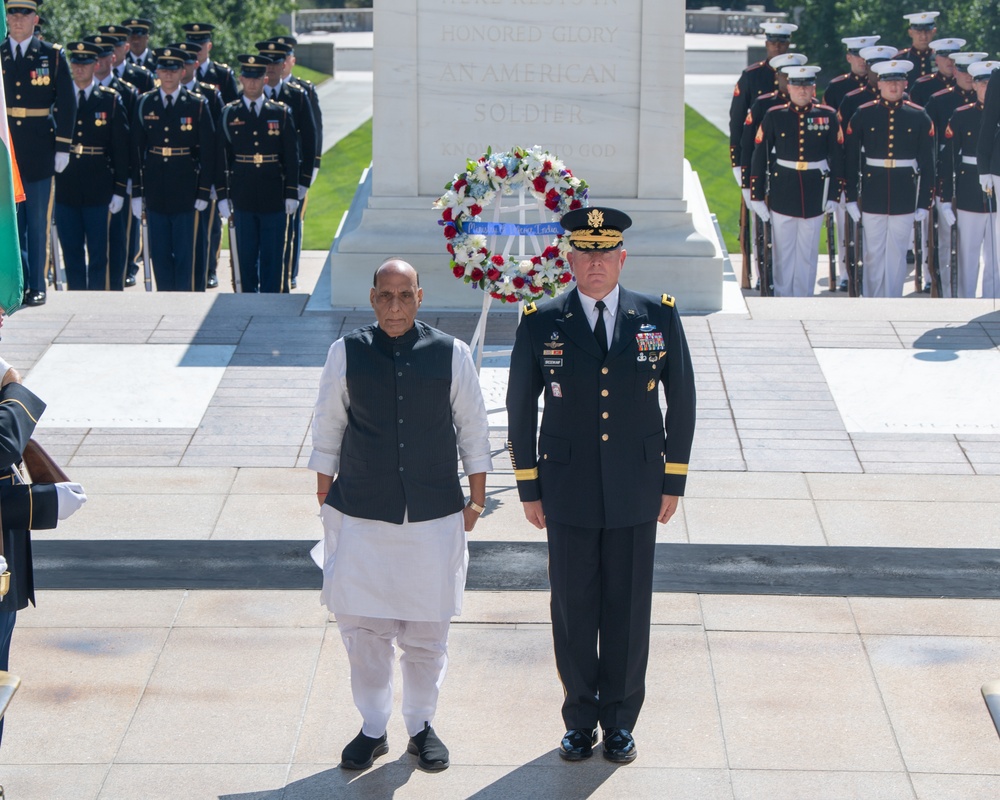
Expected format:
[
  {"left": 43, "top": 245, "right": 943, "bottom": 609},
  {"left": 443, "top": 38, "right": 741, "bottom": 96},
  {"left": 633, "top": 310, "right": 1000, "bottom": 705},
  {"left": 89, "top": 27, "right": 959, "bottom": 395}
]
[{"left": 0, "top": 14, "right": 25, "bottom": 314}]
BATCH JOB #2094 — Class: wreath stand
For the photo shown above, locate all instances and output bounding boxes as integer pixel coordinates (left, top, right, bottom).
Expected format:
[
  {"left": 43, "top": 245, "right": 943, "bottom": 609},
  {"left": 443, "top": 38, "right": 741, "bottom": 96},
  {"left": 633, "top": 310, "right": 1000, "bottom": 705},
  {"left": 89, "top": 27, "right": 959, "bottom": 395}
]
[{"left": 467, "top": 185, "right": 556, "bottom": 373}]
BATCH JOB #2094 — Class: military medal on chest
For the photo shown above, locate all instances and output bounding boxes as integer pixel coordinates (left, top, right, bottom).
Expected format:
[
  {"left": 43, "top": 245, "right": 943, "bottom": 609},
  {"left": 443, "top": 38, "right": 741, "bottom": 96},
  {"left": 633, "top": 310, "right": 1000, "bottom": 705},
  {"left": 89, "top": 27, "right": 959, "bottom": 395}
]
[{"left": 180, "top": 116, "right": 193, "bottom": 131}]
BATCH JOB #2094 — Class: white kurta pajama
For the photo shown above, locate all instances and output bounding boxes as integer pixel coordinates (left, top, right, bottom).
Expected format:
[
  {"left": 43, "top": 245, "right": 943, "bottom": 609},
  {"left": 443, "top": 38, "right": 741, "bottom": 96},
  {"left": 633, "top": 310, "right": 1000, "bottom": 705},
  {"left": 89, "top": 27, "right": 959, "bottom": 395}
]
[{"left": 309, "top": 332, "right": 492, "bottom": 738}]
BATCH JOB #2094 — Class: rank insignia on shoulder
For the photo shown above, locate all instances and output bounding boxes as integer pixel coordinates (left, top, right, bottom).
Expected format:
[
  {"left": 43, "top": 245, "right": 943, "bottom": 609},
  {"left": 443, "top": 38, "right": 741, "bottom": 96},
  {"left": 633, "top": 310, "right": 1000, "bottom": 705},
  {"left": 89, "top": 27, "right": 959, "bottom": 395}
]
[
  {"left": 661, "top": 294, "right": 675, "bottom": 308},
  {"left": 524, "top": 302, "right": 537, "bottom": 315}
]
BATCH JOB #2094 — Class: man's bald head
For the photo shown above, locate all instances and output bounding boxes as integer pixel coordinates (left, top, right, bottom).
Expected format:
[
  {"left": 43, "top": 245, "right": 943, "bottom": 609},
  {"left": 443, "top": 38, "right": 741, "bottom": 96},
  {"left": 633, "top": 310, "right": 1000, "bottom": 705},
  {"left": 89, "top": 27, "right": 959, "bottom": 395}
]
[
  {"left": 373, "top": 258, "right": 420, "bottom": 289},
  {"left": 371, "top": 259, "right": 423, "bottom": 338}
]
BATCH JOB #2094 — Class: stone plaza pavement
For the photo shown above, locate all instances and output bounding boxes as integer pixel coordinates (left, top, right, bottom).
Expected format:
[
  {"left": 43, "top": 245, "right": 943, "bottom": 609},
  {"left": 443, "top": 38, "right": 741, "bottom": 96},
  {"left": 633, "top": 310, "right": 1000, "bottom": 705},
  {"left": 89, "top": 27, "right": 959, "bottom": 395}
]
[{"left": 0, "top": 252, "right": 999, "bottom": 800}]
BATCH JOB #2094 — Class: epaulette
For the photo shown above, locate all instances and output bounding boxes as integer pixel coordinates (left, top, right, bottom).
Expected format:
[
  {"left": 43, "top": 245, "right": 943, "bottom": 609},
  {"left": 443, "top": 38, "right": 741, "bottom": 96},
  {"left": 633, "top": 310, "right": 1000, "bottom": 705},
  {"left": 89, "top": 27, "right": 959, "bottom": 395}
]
[
  {"left": 857, "top": 100, "right": 877, "bottom": 112},
  {"left": 52, "top": 43, "right": 62, "bottom": 50},
  {"left": 216, "top": 62, "right": 231, "bottom": 70},
  {"left": 814, "top": 103, "right": 836, "bottom": 113},
  {"left": 904, "top": 100, "right": 924, "bottom": 109},
  {"left": 96, "top": 85, "right": 117, "bottom": 96},
  {"left": 523, "top": 302, "right": 537, "bottom": 315},
  {"left": 661, "top": 294, "right": 675, "bottom": 308}
]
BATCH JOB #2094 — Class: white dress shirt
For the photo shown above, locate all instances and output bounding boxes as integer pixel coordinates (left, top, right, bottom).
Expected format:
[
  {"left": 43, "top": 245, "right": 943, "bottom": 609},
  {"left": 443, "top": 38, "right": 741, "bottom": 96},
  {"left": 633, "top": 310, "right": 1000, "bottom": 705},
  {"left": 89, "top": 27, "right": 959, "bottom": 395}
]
[{"left": 577, "top": 283, "right": 620, "bottom": 351}]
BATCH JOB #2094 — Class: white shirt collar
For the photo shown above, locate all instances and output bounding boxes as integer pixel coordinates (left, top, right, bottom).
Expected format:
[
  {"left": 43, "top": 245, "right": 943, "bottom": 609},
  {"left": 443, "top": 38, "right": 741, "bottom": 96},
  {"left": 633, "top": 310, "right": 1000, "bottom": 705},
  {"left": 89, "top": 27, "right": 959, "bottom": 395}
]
[
  {"left": 160, "top": 88, "right": 181, "bottom": 104},
  {"left": 243, "top": 96, "right": 263, "bottom": 114},
  {"left": 76, "top": 79, "right": 97, "bottom": 101},
  {"left": 8, "top": 36, "right": 29, "bottom": 57},
  {"left": 577, "top": 283, "right": 620, "bottom": 343}
]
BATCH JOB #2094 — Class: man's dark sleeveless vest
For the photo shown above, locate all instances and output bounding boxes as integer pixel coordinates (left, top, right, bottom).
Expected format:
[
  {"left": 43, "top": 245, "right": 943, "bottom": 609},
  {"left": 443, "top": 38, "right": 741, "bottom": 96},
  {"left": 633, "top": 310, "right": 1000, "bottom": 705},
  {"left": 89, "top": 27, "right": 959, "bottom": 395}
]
[{"left": 326, "top": 321, "right": 464, "bottom": 524}]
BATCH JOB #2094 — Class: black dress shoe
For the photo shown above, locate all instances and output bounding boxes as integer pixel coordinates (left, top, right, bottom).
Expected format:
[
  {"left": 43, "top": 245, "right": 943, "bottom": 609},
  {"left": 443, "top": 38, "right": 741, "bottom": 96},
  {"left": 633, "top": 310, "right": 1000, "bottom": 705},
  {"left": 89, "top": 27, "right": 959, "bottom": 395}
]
[
  {"left": 290, "top": 277, "right": 298, "bottom": 289},
  {"left": 407, "top": 722, "right": 449, "bottom": 771},
  {"left": 602, "top": 728, "right": 637, "bottom": 763},
  {"left": 923, "top": 283, "right": 932, "bottom": 294},
  {"left": 906, "top": 249, "right": 915, "bottom": 264},
  {"left": 206, "top": 271, "right": 219, "bottom": 289},
  {"left": 340, "top": 728, "right": 388, "bottom": 770},
  {"left": 559, "top": 728, "right": 598, "bottom": 761},
  {"left": 124, "top": 273, "right": 137, "bottom": 287},
  {"left": 24, "top": 291, "right": 46, "bottom": 307},
  {"left": 838, "top": 279, "right": 849, "bottom": 292}
]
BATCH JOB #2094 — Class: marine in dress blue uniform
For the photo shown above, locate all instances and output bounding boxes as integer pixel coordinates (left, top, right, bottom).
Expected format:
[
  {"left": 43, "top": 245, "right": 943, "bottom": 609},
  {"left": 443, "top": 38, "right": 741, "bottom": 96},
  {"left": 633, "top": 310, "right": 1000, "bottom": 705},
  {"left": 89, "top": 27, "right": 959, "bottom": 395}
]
[
  {"left": 2, "top": 0, "right": 76, "bottom": 306},
  {"left": 941, "top": 61, "right": 1000, "bottom": 296},
  {"left": 506, "top": 208, "right": 696, "bottom": 765},
  {"left": 897, "top": 11, "right": 939, "bottom": 89},
  {"left": 844, "top": 60, "right": 936, "bottom": 297},
  {"left": 130, "top": 47, "right": 215, "bottom": 291},
  {"left": 728, "top": 22, "right": 797, "bottom": 185},
  {"left": 749, "top": 66, "right": 845, "bottom": 297},
  {"left": 838, "top": 45, "right": 897, "bottom": 130},
  {"left": 54, "top": 42, "right": 129, "bottom": 291},
  {"left": 909, "top": 38, "right": 963, "bottom": 108},
  {"left": 216, "top": 55, "right": 300, "bottom": 293}
]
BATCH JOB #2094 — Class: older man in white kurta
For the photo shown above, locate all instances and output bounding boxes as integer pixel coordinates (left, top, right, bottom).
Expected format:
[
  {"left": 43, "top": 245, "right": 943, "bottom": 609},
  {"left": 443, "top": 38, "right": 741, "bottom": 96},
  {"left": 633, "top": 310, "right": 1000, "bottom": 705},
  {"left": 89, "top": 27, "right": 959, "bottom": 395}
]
[{"left": 309, "top": 260, "right": 492, "bottom": 773}]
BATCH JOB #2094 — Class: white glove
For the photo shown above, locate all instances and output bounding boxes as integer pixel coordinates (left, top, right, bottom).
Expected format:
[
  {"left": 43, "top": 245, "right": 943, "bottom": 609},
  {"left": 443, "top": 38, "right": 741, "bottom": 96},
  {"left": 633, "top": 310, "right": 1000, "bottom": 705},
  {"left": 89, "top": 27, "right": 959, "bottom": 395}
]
[
  {"left": 210, "top": 186, "right": 218, "bottom": 202},
  {"left": 108, "top": 195, "right": 125, "bottom": 214},
  {"left": 131, "top": 197, "right": 143, "bottom": 219},
  {"left": 750, "top": 199, "right": 770, "bottom": 223},
  {"left": 938, "top": 202, "right": 956, "bottom": 228},
  {"left": 54, "top": 152, "right": 69, "bottom": 173},
  {"left": 846, "top": 201, "right": 861, "bottom": 222},
  {"left": 285, "top": 198, "right": 299, "bottom": 215},
  {"left": 297, "top": 185, "right": 307, "bottom": 201},
  {"left": 824, "top": 200, "right": 838, "bottom": 214},
  {"left": 0, "top": 355, "right": 12, "bottom": 377},
  {"left": 741, "top": 188, "right": 751, "bottom": 205},
  {"left": 0, "top": 555, "right": 6, "bottom": 573},
  {"left": 217, "top": 199, "right": 231, "bottom": 220},
  {"left": 980, "top": 174, "right": 995, "bottom": 194},
  {"left": 194, "top": 199, "right": 209, "bottom": 212},
  {"left": 914, "top": 208, "right": 929, "bottom": 223},
  {"left": 732, "top": 166, "right": 742, "bottom": 186},
  {"left": 55, "top": 482, "right": 87, "bottom": 520},
  {"left": 312, "top": 167, "right": 319, "bottom": 184}
]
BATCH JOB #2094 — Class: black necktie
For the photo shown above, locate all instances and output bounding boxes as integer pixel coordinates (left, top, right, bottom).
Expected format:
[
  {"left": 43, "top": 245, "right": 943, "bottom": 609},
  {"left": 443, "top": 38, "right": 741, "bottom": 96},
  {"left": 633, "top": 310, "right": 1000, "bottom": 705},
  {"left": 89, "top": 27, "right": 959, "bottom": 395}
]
[
  {"left": 165, "top": 94, "right": 173, "bottom": 109},
  {"left": 12, "top": 45, "right": 21, "bottom": 65},
  {"left": 252, "top": 101, "right": 259, "bottom": 118},
  {"left": 78, "top": 89, "right": 85, "bottom": 108},
  {"left": 594, "top": 300, "right": 609, "bottom": 357}
]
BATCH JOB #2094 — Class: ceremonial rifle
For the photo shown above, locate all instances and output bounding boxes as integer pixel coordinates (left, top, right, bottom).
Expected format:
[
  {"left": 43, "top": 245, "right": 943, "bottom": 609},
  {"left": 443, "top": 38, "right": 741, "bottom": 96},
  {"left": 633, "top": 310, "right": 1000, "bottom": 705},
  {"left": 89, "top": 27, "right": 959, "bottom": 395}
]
[
  {"left": 738, "top": 195, "right": 752, "bottom": 289},
  {"left": 822, "top": 172, "right": 835, "bottom": 291},
  {"left": 845, "top": 214, "right": 858, "bottom": 296},
  {"left": 761, "top": 215, "right": 774, "bottom": 297}
]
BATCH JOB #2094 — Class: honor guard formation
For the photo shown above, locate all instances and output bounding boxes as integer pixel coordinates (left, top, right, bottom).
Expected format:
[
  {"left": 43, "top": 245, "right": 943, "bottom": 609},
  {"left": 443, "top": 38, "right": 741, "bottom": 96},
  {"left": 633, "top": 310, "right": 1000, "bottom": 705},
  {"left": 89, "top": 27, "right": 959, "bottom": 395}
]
[
  {"left": 2, "top": 1, "right": 323, "bottom": 301},
  {"left": 731, "top": 11, "right": 1000, "bottom": 298}
]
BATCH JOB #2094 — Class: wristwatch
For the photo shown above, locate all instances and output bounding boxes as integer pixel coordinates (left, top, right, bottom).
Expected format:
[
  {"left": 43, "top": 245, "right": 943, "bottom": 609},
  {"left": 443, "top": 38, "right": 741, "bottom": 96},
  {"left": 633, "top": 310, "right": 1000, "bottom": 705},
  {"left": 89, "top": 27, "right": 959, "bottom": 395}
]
[{"left": 466, "top": 500, "right": 485, "bottom": 515}]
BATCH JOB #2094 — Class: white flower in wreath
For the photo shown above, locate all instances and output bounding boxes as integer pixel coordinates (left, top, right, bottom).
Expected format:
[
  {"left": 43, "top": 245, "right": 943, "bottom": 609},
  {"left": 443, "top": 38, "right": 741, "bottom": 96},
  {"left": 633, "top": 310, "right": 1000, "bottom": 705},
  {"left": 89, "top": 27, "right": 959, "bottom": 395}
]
[{"left": 518, "top": 260, "right": 533, "bottom": 275}]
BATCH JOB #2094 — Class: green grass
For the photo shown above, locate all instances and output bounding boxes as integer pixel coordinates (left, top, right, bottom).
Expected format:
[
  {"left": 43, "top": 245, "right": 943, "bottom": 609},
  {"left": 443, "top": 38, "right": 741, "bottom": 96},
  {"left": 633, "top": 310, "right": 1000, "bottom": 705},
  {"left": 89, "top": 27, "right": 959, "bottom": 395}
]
[
  {"left": 292, "top": 64, "right": 332, "bottom": 86},
  {"left": 684, "top": 104, "right": 741, "bottom": 254},
  {"left": 302, "top": 118, "right": 373, "bottom": 250}
]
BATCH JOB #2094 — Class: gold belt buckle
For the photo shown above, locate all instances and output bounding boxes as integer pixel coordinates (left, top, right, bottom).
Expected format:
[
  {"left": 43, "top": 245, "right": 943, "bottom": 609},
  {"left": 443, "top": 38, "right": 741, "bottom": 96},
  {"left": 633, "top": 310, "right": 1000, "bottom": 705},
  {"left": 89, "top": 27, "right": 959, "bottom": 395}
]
[
  {"left": 253, "top": 153, "right": 263, "bottom": 166},
  {"left": 9, "top": 107, "right": 25, "bottom": 118},
  {"left": 796, "top": 160, "right": 808, "bottom": 171},
  {"left": 884, "top": 158, "right": 896, "bottom": 168},
  {"left": 70, "top": 144, "right": 83, "bottom": 155},
  {"left": 161, "top": 147, "right": 173, "bottom": 157}
]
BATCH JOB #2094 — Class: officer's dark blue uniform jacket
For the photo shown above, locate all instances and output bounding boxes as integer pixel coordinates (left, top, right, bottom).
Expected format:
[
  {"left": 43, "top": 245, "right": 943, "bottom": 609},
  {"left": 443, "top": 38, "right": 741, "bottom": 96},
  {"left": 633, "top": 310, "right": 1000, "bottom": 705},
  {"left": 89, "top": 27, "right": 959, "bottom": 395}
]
[
  {"left": 506, "top": 287, "right": 696, "bottom": 530},
  {"left": 55, "top": 85, "right": 129, "bottom": 207}
]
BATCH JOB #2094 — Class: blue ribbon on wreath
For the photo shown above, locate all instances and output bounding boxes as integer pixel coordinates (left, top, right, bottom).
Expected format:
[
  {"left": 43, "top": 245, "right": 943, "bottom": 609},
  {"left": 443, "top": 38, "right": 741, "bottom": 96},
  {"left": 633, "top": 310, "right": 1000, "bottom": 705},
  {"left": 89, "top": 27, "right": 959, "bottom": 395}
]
[{"left": 438, "top": 220, "right": 563, "bottom": 236}]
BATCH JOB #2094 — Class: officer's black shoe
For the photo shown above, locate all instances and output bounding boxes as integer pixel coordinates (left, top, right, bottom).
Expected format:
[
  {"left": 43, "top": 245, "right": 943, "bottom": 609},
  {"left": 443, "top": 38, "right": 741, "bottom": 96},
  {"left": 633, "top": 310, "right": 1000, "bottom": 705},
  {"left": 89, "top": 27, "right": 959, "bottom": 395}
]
[
  {"left": 559, "top": 728, "right": 598, "bottom": 761},
  {"left": 206, "top": 271, "right": 219, "bottom": 289},
  {"left": 754, "top": 279, "right": 761, "bottom": 291},
  {"left": 124, "top": 273, "right": 137, "bottom": 287},
  {"left": 407, "top": 722, "right": 449, "bottom": 771},
  {"left": 906, "top": 249, "right": 915, "bottom": 264},
  {"left": 290, "top": 277, "right": 298, "bottom": 290},
  {"left": 838, "top": 279, "right": 849, "bottom": 292},
  {"left": 24, "top": 291, "right": 46, "bottom": 307},
  {"left": 340, "top": 729, "right": 388, "bottom": 770},
  {"left": 923, "top": 283, "right": 932, "bottom": 294},
  {"left": 22, "top": 288, "right": 32, "bottom": 304},
  {"left": 602, "top": 728, "right": 638, "bottom": 763}
]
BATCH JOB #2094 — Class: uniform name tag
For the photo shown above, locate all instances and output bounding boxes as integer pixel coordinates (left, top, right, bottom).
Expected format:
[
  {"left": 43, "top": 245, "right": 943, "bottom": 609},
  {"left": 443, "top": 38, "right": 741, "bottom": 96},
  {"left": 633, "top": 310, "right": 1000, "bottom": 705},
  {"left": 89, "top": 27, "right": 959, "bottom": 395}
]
[{"left": 542, "top": 358, "right": 563, "bottom": 367}]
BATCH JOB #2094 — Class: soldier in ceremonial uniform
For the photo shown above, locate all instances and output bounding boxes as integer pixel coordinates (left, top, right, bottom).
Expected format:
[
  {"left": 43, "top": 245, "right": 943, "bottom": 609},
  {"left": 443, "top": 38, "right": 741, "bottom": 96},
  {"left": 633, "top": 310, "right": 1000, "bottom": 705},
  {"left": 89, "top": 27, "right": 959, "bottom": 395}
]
[
  {"left": 750, "top": 66, "right": 844, "bottom": 297},
  {"left": 923, "top": 51, "right": 984, "bottom": 293},
  {"left": 130, "top": 47, "right": 215, "bottom": 291},
  {"left": 910, "top": 38, "right": 963, "bottom": 107},
  {"left": 216, "top": 54, "right": 299, "bottom": 293},
  {"left": 53, "top": 42, "right": 128, "bottom": 291},
  {"left": 897, "top": 11, "right": 939, "bottom": 89},
  {"left": 183, "top": 23, "right": 238, "bottom": 104},
  {"left": 825, "top": 36, "right": 881, "bottom": 291},
  {"left": 174, "top": 40, "right": 223, "bottom": 292},
  {"left": 845, "top": 60, "right": 936, "bottom": 297},
  {"left": 101, "top": 24, "right": 153, "bottom": 93},
  {"left": 728, "top": 21, "right": 797, "bottom": 186},
  {"left": 976, "top": 55, "right": 1000, "bottom": 286},
  {"left": 2, "top": 0, "right": 75, "bottom": 306},
  {"left": 941, "top": 61, "right": 1000, "bottom": 296},
  {"left": 257, "top": 40, "right": 317, "bottom": 289},
  {"left": 505, "top": 207, "right": 696, "bottom": 764},
  {"left": 838, "top": 45, "right": 898, "bottom": 129},
  {"left": 268, "top": 34, "right": 323, "bottom": 290},
  {"left": 122, "top": 17, "right": 153, "bottom": 70}
]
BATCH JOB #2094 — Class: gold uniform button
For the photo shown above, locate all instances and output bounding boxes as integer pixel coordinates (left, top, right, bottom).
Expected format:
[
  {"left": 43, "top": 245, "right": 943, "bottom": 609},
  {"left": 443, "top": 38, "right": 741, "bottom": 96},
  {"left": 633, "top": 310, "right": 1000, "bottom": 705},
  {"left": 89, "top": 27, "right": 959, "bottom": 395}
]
[
  {"left": 549, "top": 369, "right": 555, "bottom": 375},
  {"left": 602, "top": 412, "right": 609, "bottom": 419},
  {"left": 601, "top": 389, "right": 609, "bottom": 397},
  {"left": 601, "top": 367, "right": 608, "bottom": 375},
  {"left": 601, "top": 434, "right": 609, "bottom": 441}
]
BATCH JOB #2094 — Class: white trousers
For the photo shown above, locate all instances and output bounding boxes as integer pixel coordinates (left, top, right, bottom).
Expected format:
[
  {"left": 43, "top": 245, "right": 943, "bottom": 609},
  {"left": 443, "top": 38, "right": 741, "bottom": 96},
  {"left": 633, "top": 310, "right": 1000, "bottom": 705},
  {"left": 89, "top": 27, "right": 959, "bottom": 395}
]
[
  {"left": 956, "top": 209, "right": 1000, "bottom": 298},
  {"left": 862, "top": 212, "right": 913, "bottom": 297},
  {"left": 933, "top": 198, "right": 955, "bottom": 297},
  {"left": 770, "top": 211, "right": 823, "bottom": 297},
  {"left": 337, "top": 614, "right": 451, "bottom": 738}
]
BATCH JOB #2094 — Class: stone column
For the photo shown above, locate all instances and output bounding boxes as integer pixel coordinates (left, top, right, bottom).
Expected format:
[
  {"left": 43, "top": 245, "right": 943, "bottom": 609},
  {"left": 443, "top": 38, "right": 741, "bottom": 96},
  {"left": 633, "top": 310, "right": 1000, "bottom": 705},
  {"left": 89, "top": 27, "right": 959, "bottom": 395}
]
[{"left": 329, "top": 0, "right": 723, "bottom": 310}]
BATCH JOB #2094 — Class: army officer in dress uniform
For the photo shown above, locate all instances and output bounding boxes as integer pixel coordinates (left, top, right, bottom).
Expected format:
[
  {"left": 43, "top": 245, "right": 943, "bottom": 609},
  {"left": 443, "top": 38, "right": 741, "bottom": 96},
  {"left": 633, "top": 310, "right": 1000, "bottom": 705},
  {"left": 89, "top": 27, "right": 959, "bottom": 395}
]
[
  {"left": 216, "top": 54, "right": 299, "bottom": 293},
  {"left": 2, "top": 0, "right": 76, "bottom": 306},
  {"left": 845, "top": 59, "right": 936, "bottom": 297},
  {"left": 130, "top": 47, "right": 215, "bottom": 291},
  {"left": 122, "top": 17, "right": 153, "bottom": 70},
  {"left": 53, "top": 42, "right": 128, "bottom": 291},
  {"left": 749, "top": 65, "right": 845, "bottom": 297},
  {"left": 505, "top": 207, "right": 696, "bottom": 765},
  {"left": 183, "top": 23, "right": 238, "bottom": 104}
]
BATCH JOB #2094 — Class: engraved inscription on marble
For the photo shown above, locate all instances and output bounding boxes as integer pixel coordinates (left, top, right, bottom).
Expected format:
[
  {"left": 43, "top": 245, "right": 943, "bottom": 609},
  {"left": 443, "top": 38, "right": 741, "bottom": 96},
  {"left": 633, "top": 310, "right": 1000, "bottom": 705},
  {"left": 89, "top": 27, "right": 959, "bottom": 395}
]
[{"left": 416, "top": 0, "right": 639, "bottom": 196}]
